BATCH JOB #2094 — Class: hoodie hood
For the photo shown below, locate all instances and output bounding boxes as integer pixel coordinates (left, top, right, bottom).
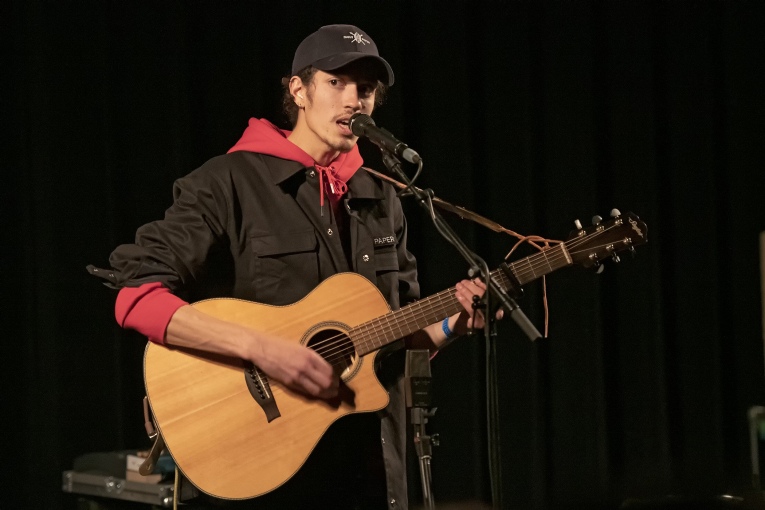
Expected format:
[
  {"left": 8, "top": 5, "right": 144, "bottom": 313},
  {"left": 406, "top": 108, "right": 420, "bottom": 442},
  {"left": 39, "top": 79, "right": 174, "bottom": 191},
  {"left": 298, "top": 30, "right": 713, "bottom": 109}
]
[{"left": 227, "top": 118, "right": 363, "bottom": 192}]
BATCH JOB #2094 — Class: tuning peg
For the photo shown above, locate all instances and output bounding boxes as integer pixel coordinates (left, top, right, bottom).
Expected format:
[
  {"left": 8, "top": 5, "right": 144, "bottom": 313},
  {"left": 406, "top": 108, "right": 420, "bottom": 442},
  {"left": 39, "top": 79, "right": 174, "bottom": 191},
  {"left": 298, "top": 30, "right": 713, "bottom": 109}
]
[
  {"left": 629, "top": 246, "right": 636, "bottom": 257},
  {"left": 595, "top": 263, "right": 605, "bottom": 274},
  {"left": 610, "top": 208, "right": 621, "bottom": 218},
  {"left": 574, "top": 219, "right": 583, "bottom": 230},
  {"left": 612, "top": 253, "right": 621, "bottom": 263},
  {"left": 592, "top": 215, "right": 602, "bottom": 226}
]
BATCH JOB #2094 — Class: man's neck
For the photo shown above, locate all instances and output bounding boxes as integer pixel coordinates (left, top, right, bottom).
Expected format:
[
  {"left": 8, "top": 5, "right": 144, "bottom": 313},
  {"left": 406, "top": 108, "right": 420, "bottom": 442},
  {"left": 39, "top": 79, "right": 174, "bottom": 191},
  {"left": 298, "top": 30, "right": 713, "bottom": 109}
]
[{"left": 287, "top": 130, "right": 339, "bottom": 166}]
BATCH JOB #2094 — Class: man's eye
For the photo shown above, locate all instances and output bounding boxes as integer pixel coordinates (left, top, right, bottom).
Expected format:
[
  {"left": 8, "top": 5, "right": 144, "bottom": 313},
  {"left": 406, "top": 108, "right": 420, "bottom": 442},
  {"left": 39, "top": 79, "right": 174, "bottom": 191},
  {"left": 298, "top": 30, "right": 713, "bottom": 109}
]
[{"left": 329, "top": 79, "right": 340, "bottom": 86}]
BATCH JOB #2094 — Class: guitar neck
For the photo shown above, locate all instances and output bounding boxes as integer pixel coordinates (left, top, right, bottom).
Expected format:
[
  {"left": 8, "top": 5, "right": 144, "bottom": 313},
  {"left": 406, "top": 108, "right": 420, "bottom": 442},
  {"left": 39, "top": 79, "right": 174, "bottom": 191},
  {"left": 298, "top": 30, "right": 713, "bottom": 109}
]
[{"left": 352, "top": 243, "right": 572, "bottom": 356}]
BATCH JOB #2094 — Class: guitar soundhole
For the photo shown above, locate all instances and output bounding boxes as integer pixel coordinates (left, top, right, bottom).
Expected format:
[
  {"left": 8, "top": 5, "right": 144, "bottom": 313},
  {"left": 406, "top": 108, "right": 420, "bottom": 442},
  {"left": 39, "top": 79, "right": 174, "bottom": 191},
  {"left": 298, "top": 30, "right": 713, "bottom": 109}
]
[{"left": 305, "top": 327, "right": 360, "bottom": 382}]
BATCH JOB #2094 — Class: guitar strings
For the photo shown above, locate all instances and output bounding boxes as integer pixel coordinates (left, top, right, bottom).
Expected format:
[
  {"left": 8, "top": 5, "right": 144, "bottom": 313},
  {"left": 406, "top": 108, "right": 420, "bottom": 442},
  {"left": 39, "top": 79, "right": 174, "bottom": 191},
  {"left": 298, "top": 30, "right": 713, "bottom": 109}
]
[
  {"left": 292, "top": 224, "right": 629, "bottom": 368},
  {"left": 317, "top": 295, "right": 459, "bottom": 366},
  {"left": 306, "top": 226, "right": 626, "bottom": 365},
  {"left": 317, "top": 262, "right": 614, "bottom": 369}
]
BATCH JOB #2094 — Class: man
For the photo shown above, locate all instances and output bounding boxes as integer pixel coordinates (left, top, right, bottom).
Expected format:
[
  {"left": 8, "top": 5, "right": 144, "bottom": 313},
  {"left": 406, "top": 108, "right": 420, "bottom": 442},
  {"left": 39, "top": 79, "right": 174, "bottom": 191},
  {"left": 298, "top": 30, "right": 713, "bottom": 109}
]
[{"left": 91, "top": 24, "right": 489, "bottom": 509}]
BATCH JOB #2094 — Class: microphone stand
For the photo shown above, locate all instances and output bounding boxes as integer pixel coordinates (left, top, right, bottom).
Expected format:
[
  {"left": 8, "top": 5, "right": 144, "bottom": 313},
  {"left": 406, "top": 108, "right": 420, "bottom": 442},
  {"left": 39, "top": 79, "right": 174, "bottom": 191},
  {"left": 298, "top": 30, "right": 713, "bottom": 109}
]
[
  {"left": 379, "top": 150, "right": 542, "bottom": 342},
  {"left": 380, "top": 149, "right": 542, "bottom": 510}
]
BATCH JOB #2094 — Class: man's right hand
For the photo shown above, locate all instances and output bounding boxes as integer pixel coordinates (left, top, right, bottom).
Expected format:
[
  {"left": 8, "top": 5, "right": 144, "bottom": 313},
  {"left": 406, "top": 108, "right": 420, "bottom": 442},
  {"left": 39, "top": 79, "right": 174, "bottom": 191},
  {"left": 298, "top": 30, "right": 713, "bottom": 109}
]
[
  {"left": 248, "top": 335, "right": 339, "bottom": 399},
  {"left": 165, "top": 305, "right": 339, "bottom": 400}
]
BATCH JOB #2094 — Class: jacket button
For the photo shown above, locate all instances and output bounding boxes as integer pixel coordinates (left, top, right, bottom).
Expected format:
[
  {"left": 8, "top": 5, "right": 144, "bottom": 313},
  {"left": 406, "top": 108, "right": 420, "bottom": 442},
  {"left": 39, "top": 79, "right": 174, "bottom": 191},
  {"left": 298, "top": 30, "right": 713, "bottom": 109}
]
[
  {"left": 362, "top": 254, "right": 369, "bottom": 262},
  {"left": 308, "top": 170, "right": 316, "bottom": 178},
  {"left": 390, "top": 499, "right": 396, "bottom": 506},
  {"left": 327, "top": 228, "right": 333, "bottom": 236}
]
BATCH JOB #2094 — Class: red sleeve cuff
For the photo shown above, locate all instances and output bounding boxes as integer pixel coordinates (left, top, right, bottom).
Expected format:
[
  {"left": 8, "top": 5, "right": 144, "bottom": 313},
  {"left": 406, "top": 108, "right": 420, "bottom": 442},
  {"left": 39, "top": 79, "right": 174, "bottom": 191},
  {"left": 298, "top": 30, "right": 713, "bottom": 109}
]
[{"left": 115, "top": 282, "right": 188, "bottom": 345}]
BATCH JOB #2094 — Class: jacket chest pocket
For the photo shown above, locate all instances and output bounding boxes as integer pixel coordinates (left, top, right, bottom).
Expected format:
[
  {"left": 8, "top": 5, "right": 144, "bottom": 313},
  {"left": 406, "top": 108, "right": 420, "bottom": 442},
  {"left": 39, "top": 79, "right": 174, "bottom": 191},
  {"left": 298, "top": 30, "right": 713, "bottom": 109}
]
[
  {"left": 373, "top": 246, "right": 399, "bottom": 272},
  {"left": 251, "top": 230, "right": 319, "bottom": 305}
]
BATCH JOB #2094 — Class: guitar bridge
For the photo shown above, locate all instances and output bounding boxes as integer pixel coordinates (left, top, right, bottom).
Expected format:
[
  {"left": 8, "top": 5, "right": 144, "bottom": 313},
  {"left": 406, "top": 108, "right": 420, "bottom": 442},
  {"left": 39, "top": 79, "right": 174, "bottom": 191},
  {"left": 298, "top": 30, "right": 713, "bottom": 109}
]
[{"left": 244, "top": 362, "right": 281, "bottom": 422}]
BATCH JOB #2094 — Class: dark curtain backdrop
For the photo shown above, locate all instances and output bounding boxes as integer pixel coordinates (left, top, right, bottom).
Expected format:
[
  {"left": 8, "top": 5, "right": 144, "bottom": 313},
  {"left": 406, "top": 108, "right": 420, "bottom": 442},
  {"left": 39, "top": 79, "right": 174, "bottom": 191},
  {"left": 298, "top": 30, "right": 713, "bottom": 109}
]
[{"left": 3, "top": 1, "right": 764, "bottom": 509}]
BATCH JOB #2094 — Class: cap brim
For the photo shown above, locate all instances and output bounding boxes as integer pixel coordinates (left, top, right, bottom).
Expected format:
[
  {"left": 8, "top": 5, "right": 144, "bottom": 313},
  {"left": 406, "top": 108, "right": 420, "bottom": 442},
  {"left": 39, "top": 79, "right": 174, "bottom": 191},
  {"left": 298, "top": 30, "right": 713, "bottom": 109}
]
[{"left": 311, "top": 53, "right": 394, "bottom": 86}]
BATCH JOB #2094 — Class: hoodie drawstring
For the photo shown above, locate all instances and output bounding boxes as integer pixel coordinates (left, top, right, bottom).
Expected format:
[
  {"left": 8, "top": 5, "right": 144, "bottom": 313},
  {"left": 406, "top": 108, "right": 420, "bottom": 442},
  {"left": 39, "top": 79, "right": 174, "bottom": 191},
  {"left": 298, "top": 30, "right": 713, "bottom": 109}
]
[{"left": 315, "top": 164, "right": 348, "bottom": 213}]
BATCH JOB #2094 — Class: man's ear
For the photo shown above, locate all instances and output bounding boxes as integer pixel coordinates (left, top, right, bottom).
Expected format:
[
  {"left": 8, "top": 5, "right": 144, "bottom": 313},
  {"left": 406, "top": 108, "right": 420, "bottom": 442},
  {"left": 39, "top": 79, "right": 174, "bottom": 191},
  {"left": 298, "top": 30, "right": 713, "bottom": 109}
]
[{"left": 289, "top": 76, "right": 305, "bottom": 103}]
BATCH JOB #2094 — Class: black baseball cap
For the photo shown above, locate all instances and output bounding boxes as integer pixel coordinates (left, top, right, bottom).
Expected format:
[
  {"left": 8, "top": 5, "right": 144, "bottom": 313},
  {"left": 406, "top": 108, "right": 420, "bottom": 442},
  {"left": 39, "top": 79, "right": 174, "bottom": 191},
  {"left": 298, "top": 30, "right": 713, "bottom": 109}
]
[{"left": 291, "top": 24, "right": 394, "bottom": 86}]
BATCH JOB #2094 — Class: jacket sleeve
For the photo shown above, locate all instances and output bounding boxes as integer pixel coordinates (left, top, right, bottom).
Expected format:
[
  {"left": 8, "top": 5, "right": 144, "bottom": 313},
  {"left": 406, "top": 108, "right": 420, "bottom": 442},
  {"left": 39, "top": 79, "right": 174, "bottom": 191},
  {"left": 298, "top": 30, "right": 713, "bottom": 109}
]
[{"left": 106, "top": 162, "right": 232, "bottom": 298}]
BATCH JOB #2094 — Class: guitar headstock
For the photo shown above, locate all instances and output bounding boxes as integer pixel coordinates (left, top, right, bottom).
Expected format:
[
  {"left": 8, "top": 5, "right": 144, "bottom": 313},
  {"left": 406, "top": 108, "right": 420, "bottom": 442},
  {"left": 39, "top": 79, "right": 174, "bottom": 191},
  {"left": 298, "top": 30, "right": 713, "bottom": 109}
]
[{"left": 566, "top": 210, "right": 647, "bottom": 269}]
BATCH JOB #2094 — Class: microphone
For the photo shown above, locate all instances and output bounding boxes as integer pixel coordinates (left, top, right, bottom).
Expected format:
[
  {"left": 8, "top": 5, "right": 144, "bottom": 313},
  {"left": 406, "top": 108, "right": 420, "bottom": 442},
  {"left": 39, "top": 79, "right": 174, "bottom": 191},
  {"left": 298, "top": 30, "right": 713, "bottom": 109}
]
[{"left": 349, "top": 113, "right": 422, "bottom": 164}]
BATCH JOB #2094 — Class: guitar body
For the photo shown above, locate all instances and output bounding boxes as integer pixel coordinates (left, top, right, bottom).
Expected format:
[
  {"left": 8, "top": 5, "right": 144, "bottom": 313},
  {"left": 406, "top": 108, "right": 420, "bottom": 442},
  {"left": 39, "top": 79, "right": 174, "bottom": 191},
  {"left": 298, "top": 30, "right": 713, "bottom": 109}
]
[{"left": 143, "top": 273, "right": 393, "bottom": 500}]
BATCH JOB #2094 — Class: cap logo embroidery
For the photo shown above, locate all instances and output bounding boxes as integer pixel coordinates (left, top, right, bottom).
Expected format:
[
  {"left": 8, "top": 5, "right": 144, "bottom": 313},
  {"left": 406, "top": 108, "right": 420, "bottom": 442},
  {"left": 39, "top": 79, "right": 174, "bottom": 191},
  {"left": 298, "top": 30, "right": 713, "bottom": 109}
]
[{"left": 344, "top": 32, "right": 370, "bottom": 45}]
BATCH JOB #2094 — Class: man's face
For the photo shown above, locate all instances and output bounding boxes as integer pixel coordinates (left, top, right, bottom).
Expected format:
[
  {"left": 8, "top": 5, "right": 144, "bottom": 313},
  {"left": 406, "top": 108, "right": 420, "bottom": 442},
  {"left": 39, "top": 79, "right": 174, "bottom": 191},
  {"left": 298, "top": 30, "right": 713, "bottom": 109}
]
[{"left": 296, "top": 67, "right": 378, "bottom": 159}]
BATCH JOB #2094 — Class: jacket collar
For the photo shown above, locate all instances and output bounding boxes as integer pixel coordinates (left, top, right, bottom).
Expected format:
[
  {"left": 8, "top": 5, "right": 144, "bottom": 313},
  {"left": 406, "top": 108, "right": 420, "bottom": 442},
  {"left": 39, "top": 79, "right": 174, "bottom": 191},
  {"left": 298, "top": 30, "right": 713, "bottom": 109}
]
[
  {"left": 346, "top": 166, "right": 386, "bottom": 200},
  {"left": 264, "top": 156, "right": 385, "bottom": 201}
]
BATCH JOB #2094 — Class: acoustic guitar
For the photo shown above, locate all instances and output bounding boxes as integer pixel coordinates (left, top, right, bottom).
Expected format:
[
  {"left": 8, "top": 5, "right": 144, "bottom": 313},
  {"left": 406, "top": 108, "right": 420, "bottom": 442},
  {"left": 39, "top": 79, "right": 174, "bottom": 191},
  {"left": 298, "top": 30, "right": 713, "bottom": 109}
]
[{"left": 143, "top": 211, "right": 647, "bottom": 499}]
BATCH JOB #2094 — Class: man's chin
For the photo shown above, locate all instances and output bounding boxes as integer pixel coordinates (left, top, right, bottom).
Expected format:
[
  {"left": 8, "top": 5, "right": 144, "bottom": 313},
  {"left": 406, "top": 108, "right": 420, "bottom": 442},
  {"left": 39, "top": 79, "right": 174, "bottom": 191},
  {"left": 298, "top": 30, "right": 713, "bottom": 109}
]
[{"left": 334, "top": 140, "right": 357, "bottom": 154}]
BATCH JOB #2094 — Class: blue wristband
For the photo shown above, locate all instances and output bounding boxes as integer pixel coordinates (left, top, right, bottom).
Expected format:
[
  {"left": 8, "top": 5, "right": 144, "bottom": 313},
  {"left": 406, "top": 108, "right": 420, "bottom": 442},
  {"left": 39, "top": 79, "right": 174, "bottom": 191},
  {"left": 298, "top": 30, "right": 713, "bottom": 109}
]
[{"left": 442, "top": 317, "right": 457, "bottom": 340}]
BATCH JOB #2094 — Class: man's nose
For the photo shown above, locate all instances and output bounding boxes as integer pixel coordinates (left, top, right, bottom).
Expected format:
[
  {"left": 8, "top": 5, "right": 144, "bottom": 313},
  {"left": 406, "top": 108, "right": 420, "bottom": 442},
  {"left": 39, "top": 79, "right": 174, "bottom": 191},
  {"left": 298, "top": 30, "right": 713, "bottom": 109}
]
[{"left": 345, "top": 86, "right": 362, "bottom": 110}]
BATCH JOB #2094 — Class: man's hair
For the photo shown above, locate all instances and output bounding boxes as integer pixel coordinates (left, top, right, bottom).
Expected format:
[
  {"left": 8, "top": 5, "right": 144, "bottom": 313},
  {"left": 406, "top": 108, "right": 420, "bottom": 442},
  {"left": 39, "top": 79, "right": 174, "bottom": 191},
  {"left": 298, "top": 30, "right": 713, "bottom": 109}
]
[{"left": 280, "top": 65, "right": 388, "bottom": 127}]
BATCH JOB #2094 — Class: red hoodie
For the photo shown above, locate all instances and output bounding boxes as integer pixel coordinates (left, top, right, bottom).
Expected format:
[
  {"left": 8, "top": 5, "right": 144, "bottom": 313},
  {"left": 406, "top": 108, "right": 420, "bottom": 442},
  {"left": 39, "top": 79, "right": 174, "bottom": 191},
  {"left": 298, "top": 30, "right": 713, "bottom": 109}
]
[{"left": 116, "top": 118, "right": 364, "bottom": 344}]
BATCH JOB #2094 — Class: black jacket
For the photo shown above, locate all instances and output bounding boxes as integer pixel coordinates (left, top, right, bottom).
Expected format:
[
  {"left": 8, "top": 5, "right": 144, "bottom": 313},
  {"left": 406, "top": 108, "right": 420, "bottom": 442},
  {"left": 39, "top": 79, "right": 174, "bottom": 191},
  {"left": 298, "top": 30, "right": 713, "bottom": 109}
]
[{"left": 95, "top": 151, "right": 420, "bottom": 509}]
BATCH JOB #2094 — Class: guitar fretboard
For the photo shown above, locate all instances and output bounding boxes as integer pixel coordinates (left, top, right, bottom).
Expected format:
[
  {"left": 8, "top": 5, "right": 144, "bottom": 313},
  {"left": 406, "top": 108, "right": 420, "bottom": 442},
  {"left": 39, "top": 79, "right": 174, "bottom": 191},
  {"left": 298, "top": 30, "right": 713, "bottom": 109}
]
[{"left": 351, "top": 243, "right": 572, "bottom": 356}]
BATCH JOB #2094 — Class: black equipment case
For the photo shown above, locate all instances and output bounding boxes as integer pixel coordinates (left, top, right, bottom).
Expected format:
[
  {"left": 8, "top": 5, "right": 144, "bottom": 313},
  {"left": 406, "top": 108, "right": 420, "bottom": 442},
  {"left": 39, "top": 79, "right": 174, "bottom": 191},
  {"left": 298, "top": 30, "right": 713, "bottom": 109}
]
[{"left": 62, "top": 470, "right": 174, "bottom": 508}]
